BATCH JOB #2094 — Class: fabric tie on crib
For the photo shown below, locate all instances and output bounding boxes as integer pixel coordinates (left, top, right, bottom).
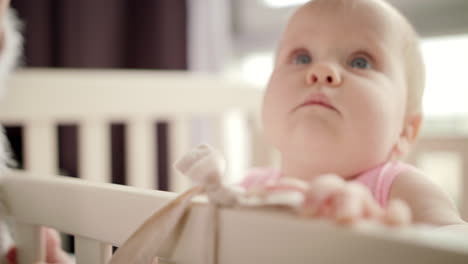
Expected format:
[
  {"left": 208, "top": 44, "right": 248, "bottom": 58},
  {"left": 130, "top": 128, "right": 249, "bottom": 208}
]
[
  {"left": 109, "top": 144, "right": 305, "bottom": 264},
  {"left": 109, "top": 144, "right": 239, "bottom": 264}
]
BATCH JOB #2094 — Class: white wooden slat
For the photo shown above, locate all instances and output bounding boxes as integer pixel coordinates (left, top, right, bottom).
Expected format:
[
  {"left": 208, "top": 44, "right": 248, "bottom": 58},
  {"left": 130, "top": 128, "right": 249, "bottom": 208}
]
[
  {"left": 169, "top": 116, "right": 192, "bottom": 192},
  {"left": 246, "top": 113, "right": 279, "bottom": 170},
  {"left": 79, "top": 120, "right": 110, "bottom": 182},
  {"left": 24, "top": 121, "right": 57, "bottom": 175},
  {"left": 15, "top": 222, "right": 44, "bottom": 264},
  {"left": 247, "top": 114, "right": 263, "bottom": 167},
  {"left": 126, "top": 118, "right": 156, "bottom": 189},
  {"left": 75, "top": 236, "right": 112, "bottom": 264},
  {"left": 221, "top": 110, "right": 249, "bottom": 183},
  {"left": 188, "top": 114, "right": 245, "bottom": 183}
]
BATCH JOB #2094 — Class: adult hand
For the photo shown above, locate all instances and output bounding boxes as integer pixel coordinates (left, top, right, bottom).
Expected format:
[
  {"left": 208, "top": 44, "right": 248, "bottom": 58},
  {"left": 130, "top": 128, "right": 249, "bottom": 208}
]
[
  {"left": 0, "top": 0, "right": 10, "bottom": 49},
  {"left": 5, "top": 228, "right": 74, "bottom": 264},
  {"left": 0, "top": 0, "right": 9, "bottom": 16}
]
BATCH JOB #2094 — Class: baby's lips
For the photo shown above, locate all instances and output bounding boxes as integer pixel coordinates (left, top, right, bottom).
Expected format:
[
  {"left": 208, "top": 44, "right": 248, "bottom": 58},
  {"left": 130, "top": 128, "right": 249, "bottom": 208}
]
[{"left": 294, "top": 93, "right": 341, "bottom": 114}]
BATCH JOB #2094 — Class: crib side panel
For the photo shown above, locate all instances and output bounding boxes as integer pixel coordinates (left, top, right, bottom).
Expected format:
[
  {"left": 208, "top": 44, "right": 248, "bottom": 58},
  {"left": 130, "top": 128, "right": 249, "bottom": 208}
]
[
  {"left": 0, "top": 69, "right": 267, "bottom": 191},
  {"left": 3, "top": 173, "right": 468, "bottom": 264},
  {"left": 217, "top": 209, "right": 468, "bottom": 264}
]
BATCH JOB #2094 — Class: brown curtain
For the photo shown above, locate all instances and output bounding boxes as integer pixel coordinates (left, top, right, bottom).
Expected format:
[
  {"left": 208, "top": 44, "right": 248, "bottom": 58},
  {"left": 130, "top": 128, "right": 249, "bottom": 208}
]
[
  {"left": 6, "top": 0, "right": 187, "bottom": 191},
  {"left": 11, "top": 0, "right": 187, "bottom": 69}
]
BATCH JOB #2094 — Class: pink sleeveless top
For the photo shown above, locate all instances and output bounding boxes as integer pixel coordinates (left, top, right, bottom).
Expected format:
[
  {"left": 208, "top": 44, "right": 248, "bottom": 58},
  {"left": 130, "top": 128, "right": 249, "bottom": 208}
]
[
  {"left": 241, "top": 161, "right": 418, "bottom": 208},
  {"left": 353, "top": 161, "right": 418, "bottom": 207}
]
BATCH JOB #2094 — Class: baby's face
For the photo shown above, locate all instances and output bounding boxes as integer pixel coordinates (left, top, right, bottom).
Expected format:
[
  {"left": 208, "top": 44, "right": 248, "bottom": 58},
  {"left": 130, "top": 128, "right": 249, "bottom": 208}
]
[{"left": 262, "top": 0, "right": 410, "bottom": 179}]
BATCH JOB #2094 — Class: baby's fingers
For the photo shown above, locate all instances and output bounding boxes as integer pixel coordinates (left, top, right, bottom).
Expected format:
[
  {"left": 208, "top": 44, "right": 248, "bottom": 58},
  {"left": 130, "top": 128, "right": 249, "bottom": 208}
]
[
  {"left": 301, "top": 174, "right": 345, "bottom": 216},
  {"left": 334, "top": 182, "right": 379, "bottom": 224},
  {"left": 333, "top": 188, "right": 364, "bottom": 224}
]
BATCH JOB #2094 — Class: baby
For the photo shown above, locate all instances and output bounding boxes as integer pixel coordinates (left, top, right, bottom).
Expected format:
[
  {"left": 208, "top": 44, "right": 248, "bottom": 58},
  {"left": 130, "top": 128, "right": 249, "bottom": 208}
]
[{"left": 243, "top": 0, "right": 467, "bottom": 229}]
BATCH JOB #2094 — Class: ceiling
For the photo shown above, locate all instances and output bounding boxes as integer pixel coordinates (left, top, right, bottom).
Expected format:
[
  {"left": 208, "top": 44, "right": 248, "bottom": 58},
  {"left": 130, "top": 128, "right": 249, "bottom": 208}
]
[{"left": 231, "top": 0, "right": 468, "bottom": 54}]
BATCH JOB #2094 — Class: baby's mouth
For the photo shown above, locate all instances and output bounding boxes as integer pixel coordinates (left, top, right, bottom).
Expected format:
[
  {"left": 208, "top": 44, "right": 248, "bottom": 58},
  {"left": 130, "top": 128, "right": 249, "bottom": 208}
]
[{"left": 293, "top": 94, "right": 340, "bottom": 114}]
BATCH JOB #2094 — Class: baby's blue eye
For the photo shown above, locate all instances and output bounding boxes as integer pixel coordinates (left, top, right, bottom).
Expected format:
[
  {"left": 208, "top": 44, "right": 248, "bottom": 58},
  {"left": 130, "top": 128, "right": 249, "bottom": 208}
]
[
  {"left": 350, "top": 57, "right": 371, "bottom": 69},
  {"left": 294, "top": 53, "right": 312, "bottom": 65}
]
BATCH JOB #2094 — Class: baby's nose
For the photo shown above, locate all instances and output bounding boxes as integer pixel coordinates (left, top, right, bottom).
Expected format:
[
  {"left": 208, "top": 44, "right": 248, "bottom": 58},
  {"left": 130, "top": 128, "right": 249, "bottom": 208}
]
[{"left": 307, "top": 64, "right": 341, "bottom": 86}]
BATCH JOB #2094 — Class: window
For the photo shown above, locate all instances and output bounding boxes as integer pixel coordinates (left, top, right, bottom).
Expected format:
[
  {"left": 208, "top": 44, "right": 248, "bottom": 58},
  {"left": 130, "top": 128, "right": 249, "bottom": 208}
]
[{"left": 422, "top": 34, "right": 468, "bottom": 117}]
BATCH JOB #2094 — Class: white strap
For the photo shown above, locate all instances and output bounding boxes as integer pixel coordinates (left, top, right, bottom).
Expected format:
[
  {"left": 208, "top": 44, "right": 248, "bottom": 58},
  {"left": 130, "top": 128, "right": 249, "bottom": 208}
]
[
  {"left": 110, "top": 144, "right": 234, "bottom": 264},
  {"left": 109, "top": 186, "right": 204, "bottom": 264}
]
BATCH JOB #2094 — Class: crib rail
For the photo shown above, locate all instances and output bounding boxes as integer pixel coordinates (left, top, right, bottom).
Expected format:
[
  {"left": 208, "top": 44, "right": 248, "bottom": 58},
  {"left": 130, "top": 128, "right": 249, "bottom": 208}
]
[
  {"left": 0, "top": 69, "right": 261, "bottom": 119},
  {"left": 0, "top": 69, "right": 268, "bottom": 191},
  {"left": 2, "top": 172, "right": 468, "bottom": 264}
]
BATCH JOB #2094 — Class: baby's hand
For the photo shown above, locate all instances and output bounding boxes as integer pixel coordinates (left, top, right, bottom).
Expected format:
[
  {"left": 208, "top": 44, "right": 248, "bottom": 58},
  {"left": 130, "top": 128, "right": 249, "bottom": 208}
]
[{"left": 301, "top": 174, "right": 411, "bottom": 226}]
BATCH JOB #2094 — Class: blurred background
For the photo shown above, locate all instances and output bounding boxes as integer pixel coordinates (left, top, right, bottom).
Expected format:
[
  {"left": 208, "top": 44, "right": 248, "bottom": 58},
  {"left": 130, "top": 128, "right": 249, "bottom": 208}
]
[
  {"left": 4, "top": 0, "right": 468, "bottom": 252},
  {"left": 9, "top": 0, "right": 468, "bottom": 120},
  {"left": 7, "top": 0, "right": 468, "bottom": 194}
]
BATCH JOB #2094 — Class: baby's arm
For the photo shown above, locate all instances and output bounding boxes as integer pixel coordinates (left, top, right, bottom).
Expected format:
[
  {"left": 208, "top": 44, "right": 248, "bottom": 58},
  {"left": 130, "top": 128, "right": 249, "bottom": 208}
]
[{"left": 390, "top": 170, "right": 468, "bottom": 230}]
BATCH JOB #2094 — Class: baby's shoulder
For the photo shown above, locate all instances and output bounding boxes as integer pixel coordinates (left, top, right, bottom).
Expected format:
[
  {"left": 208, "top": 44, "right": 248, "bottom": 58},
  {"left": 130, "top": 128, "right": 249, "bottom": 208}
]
[{"left": 390, "top": 163, "right": 448, "bottom": 205}]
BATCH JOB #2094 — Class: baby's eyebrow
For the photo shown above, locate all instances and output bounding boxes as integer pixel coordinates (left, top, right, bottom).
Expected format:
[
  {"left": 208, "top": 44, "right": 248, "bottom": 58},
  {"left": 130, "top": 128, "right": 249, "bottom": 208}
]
[
  {"left": 348, "top": 35, "right": 387, "bottom": 59},
  {"left": 359, "top": 33, "right": 388, "bottom": 52},
  {"left": 276, "top": 45, "right": 299, "bottom": 59}
]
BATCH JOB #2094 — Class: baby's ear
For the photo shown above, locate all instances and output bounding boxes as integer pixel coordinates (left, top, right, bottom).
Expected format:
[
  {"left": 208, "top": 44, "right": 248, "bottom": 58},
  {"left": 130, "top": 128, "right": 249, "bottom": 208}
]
[
  {"left": 402, "top": 113, "right": 422, "bottom": 144},
  {"left": 392, "top": 113, "right": 422, "bottom": 158}
]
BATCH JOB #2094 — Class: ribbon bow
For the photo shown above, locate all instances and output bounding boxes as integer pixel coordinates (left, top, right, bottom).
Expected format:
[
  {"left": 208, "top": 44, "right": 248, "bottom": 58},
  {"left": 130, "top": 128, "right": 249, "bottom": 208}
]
[{"left": 109, "top": 144, "right": 239, "bottom": 264}]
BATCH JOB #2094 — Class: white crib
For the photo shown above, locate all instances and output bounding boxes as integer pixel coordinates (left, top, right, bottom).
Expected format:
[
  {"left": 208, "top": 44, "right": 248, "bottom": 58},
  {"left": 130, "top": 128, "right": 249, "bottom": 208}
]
[{"left": 0, "top": 69, "right": 467, "bottom": 264}]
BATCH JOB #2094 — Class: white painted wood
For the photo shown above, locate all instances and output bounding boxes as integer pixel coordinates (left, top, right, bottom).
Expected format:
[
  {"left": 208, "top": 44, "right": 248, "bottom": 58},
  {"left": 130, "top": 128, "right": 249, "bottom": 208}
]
[
  {"left": 3, "top": 171, "right": 177, "bottom": 246},
  {"left": 24, "top": 121, "right": 57, "bottom": 175},
  {"left": 126, "top": 117, "right": 156, "bottom": 189},
  {"left": 169, "top": 116, "right": 192, "bottom": 192},
  {"left": 15, "top": 222, "right": 44, "bottom": 264},
  {"left": 0, "top": 69, "right": 263, "bottom": 188},
  {"left": 222, "top": 110, "right": 249, "bottom": 183},
  {"left": 0, "top": 69, "right": 261, "bottom": 121},
  {"left": 3, "top": 172, "right": 468, "bottom": 264},
  {"left": 75, "top": 236, "right": 112, "bottom": 264},
  {"left": 79, "top": 120, "right": 110, "bottom": 182}
]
